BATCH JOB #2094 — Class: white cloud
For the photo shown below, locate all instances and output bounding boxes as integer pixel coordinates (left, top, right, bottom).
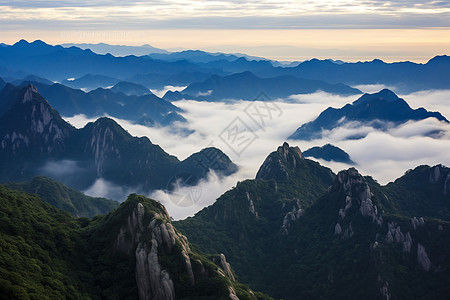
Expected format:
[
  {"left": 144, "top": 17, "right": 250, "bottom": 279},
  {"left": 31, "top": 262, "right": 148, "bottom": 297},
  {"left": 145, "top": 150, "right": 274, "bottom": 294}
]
[{"left": 64, "top": 89, "right": 450, "bottom": 220}]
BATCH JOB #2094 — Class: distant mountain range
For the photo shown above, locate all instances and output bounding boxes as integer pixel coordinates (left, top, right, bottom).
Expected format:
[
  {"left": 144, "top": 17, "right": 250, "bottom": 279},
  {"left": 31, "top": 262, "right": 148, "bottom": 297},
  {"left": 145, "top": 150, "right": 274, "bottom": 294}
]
[
  {"left": 61, "top": 42, "right": 169, "bottom": 56},
  {"left": 176, "top": 142, "right": 450, "bottom": 299},
  {"left": 1, "top": 40, "right": 449, "bottom": 95},
  {"left": 289, "top": 89, "right": 449, "bottom": 140},
  {"left": 166, "top": 71, "right": 361, "bottom": 101},
  {"left": 0, "top": 84, "right": 237, "bottom": 197}
]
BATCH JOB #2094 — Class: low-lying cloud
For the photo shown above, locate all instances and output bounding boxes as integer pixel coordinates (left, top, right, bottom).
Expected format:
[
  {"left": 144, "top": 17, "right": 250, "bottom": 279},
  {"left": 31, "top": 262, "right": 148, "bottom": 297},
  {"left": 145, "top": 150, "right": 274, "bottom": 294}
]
[{"left": 64, "top": 89, "right": 450, "bottom": 220}]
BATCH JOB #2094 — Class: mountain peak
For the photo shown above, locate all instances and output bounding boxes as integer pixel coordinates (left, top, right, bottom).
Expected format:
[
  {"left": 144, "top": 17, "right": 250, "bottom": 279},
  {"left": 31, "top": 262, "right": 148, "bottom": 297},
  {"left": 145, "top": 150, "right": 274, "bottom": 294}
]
[
  {"left": 332, "top": 167, "right": 383, "bottom": 225},
  {"left": 256, "top": 142, "right": 303, "bottom": 180},
  {"left": 352, "top": 89, "right": 398, "bottom": 106}
]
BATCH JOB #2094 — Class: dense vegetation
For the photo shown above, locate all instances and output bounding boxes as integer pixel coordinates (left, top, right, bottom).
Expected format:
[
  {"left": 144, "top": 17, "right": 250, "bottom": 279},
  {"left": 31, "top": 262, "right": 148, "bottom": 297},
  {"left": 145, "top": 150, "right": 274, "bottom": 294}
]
[
  {"left": 177, "top": 145, "right": 450, "bottom": 299},
  {"left": 5, "top": 176, "right": 118, "bottom": 218},
  {"left": 0, "top": 187, "right": 271, "bottom": 299}
]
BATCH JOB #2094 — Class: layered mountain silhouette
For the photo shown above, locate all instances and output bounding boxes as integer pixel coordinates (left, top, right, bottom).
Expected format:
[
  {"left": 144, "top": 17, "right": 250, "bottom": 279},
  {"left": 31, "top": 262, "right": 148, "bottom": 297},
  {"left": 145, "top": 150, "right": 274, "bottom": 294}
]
[
  {"left": 303, "top": 143, "right": 355, "bottom": 164},
  {"left": 176, "top": 142, "right": 450, "bottom": 299},
  {"left": 11, "top": 80, "right": 184, "bottom": 126},
  {"left": 289, "top": 89, "right": 448, "bottom": 140},
  {"left": 4, "top": 40, "right": 449, "bottom": 96},
  {"left": 172, "top": 71, "right": 361, "bottom": 101},
  {"left": 0, "top": 189, "right": 270, "bottom": 299},
  {"left": 0, "top": 84, "right": 237, "bottom": 197},
  {"left": 275, "top": 56, "right": 450, "bottom": 93}
]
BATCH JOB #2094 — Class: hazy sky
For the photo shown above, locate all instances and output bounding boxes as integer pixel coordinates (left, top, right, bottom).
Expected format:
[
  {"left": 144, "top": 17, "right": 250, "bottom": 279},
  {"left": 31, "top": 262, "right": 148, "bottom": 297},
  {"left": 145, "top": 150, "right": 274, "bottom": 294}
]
[{"left": 1, "top": 0, "right": 449, "bottom": 61}]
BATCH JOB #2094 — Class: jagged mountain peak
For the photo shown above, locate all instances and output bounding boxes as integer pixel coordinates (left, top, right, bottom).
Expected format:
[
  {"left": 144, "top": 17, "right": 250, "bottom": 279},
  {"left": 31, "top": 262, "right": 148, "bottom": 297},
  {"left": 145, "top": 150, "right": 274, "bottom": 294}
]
[
  {"left": 0, "top": 84, "right": 74, "bottom": 158},
  {"left": 331, "top": 167, "right": 383, "bottom": 226},
  {"left": 256, "top": 142, "right": 303, "bottom": 180}
]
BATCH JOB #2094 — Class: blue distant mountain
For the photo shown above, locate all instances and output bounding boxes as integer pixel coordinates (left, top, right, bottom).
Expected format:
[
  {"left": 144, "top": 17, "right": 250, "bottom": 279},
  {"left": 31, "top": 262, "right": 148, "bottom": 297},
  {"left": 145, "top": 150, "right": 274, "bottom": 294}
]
[
  {"left": 9, "top": 79, "right": 184, "bottom": 126},
  {"left": 303, "top": 144, "right": 355, "bottom": 164},
  {"left": 176, "top": 71, "right": 361, "bottom": 101},
  {"left": 61, "top": 42, "right": 169, "bottom": 56},
  {"left": 289, "top": 89, "right": 449, "bottom": 140},
  {"left": 272, "top": 56, "right": 450, "bottom": 93}
]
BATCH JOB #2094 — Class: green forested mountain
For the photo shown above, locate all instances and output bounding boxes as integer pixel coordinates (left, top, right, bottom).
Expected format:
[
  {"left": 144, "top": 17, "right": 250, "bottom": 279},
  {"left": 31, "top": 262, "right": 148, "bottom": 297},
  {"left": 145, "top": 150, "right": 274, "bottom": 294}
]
[
  {"left": 0, "top": 187, "right": 270, "bottom": 299},
  {"left": 5, "top": 176, "right": 119, "bottom": 218},
  {"left": 176, "top": 143, "right": 450, "bottom": 299}
]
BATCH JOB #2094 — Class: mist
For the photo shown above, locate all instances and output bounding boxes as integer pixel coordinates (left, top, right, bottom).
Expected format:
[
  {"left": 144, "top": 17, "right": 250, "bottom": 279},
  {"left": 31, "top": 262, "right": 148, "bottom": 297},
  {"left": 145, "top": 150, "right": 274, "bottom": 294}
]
[{"left": 64, "top": 89, "right": 450, "bottom": 220}]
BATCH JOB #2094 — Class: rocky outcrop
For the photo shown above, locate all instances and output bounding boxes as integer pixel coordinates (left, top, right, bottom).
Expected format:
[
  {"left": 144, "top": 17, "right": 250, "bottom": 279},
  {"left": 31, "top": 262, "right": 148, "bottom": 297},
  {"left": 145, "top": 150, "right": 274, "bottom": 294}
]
[
  {"left": 411, "top": 217, "right": 424, "bottom": 230},
  {"left": 282, "top": 199, "right": 304, "bottom": 234},
  {"left": 385, "top": 222, "right": 413, "bottom": 253},
  {"left": 334, "top": 168, "right": 383, "bottom": 227},
  {"left": 115, "top": 201, "right": 196, "bottom": 300},
  {"left": 0, "top": 85, "right": 73, "bottom": 156},
  {"left": 417, "top": 244, "right": 431, "bottom": 271},
  {"left": 256, "top": 142, "right": 303, "bottom": 180},
  {"left": 212, "top": 254, "right": 236, "bottom": 282}
]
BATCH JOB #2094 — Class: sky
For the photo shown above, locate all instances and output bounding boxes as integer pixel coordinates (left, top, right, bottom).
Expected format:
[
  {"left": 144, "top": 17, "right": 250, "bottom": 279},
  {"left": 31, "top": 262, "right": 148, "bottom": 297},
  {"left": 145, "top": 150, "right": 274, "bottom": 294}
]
[{"left": 1, "top": 0, "right": 450, "bottom": 62}]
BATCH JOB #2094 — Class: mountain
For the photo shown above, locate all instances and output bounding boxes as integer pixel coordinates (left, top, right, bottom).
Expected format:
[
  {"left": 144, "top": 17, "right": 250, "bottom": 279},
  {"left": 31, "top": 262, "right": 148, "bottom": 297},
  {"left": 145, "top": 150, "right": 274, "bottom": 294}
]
[
  {"left": 176, "top": 143, "right": 450, "bottom": 299},
  {"left": 303, "top": 144, "right": 355, "bottom": 164},
  {"left": 5, "top": 176, "right": 118, "bottom": 218},
  {"left": 17, "top": 81, "right": 184, "bottom": 126},
  {"left": 267, "top": 56, "right": 450, "bottom": 93},
  {"left": 0, "top": 188, "right": 270, "bottom": 299},
  {"left": 180, "top": 71, "right": 361, "bottom": 101},
  {"left": 110, "top": 81, "right": 152, "bottom": 96},
  {"left": 0, "top": 40, "right": 216, "bottom": 82},
  {"left": 127, "top": 70, "right": 214, "bottom": 90},
  {"left": 11, "top": 74, "right": 54, "bottom": 86},
  {"left": 0, "top": 77, "right": 5, "bottom": 90},
  {"left": 289, "top": 89, "right": 448, "bottom": 140},
  {"left": 0, "top": 84, "right": 237, "bottom": 197},
  {"left": 382, "top": 164, "right": 450, "bottom": 221},
  {"left": 61, "top": 42, "right": 169, "bottom": 56},
  {"left": 61, "top": 74, "right": 120, "bottom": 91}
]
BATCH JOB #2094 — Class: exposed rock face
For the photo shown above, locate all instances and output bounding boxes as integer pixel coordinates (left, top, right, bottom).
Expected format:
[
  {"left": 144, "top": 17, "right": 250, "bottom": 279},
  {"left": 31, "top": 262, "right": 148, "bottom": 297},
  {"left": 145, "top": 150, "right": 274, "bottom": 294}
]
[
  {"left": 256, "top": 142, "right": 303, "bottom": 180},
  {"left": 282, "top": 199, "right": 304, "bottom": 234},
  {"left": 411, "top": 216, "right": 424, "bottom": 230},
  {"left": 385, "top": 222, "right": 413, "bottom": 253},
  {"left": 115, "top": 202, "right": 196, "bottom": 300},
  {"left": 246, "top": 192, "right": 258, "bottom": 218},
  {"left": 380, "top": 281, "right": 391, "bottom": 300},
  {"left": 417, "top": 244, "right": 431, "bottom": 271},
  {"left": 334, "top": 168, "right": 383, "bottom": 226},
  {"left": 428, "top": 164, "right": 450, "bottom": 195},
  {"left": 85, "top": 118, "right": 121, "bottom": 176},
  {"left": 213, "top": 254, "right": 236, "bottom": 282},
  {"left": 0, "top": 85, "right": 73, "bottom": 156}
]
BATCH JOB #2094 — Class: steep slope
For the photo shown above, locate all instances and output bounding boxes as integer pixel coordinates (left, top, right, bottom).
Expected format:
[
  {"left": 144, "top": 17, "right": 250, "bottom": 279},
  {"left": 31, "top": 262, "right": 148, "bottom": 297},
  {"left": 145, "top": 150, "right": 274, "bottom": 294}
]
[
  {"left": 176, "top": 143, "right": 336, "bottom": 288},
  {"left": 289, "top": 89, "right": 448, "bottom": 140},
  {"left": 177, "top": 144, "right": 450, "bottom": 299},
  {"left": 382, "top": 164, "right": 450, "bottom": 221},
  {"left": 181, "top": 71, "right": 361, "bottom": 101},
  {"left": 5, "top": 176, "right": 119, "bottom": 218},
  {"left": 19, "top": 81, "right": 184, "bottom": 126},
  {"left": 0, "top": 187, "right": 270, "bottom": 299},
  {"left": 303, "top": 143, "right": 355, "bottom": 164},
  {"left": 0, "top": 84, "right": 237, "bottom": 196}
]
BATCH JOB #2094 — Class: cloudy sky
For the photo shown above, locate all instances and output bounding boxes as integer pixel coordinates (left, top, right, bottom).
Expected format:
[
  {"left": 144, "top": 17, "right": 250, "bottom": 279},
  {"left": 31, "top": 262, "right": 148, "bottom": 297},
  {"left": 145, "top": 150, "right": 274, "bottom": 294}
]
[{"left": 1, "top": 0, "right": 449, "bottom": 61}]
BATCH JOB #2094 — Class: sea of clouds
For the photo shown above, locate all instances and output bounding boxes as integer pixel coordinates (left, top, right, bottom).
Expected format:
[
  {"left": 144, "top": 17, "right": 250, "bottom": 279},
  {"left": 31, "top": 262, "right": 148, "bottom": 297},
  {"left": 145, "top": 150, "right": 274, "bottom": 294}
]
[{"left": 64, "top": 87, "right": 450, "bottom": 219}]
